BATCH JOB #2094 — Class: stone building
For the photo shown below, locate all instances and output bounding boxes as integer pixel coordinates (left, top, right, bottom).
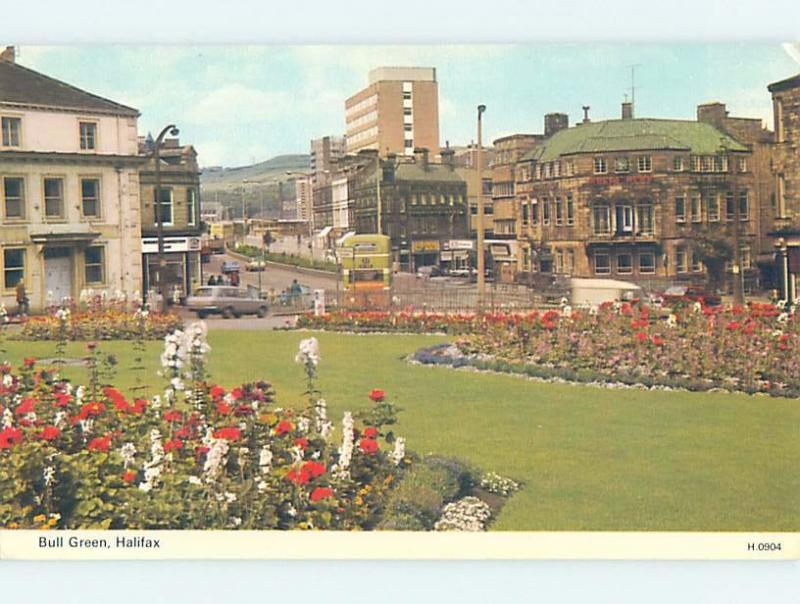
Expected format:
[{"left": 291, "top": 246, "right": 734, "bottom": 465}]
[
  {"left": 138, "top": 137, "right": 202, "bottom": 301},
  {"left": 768, "top": 72, "right": 800, "bottom": 303},
  {"left": 0, "top": 46, "right": 144, "bottom": 312},
  {"left": 330, "top": 148, "right": 468, "bottom": 271},
  {"left": 512, "top": 104, "right": 757, "bottom": 288}
]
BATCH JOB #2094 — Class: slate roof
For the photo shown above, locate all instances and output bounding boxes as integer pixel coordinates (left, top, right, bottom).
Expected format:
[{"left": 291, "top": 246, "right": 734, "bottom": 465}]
[
  {"left": 768, "top": 73, "right": 800, "bottom": 93},
  {"left": 523, "top": 118, "right": 748, "bottom": 162},
  {"left": 0, "top": 59, "right": 139, "bottom": 116},
  {"left": 394, "top": 162, "right": 466, "bottom": 183}
]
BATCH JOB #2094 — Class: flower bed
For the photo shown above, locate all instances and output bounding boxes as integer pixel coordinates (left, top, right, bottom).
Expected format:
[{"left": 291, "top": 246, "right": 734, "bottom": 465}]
[
  {"left": 411, "top": 301, "right": 800, "bottom": 398},
  {"left": 0, "top": 328, "right": 517, "bottom": 530},
  {"left": 296, "top": 311, "right": 481, "bottom": 334},
  {"left": 16, "top": 301, "right": 181, "bottom": 341}
]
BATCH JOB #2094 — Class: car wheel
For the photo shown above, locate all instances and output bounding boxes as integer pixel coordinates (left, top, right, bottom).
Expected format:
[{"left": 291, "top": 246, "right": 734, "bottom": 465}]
[
  {"left": 197, "top": 310, "right": 208, "bottom": 319},
  {"left": 222, "top": 306, "right": 235, "bottom": 319},
  {"left": 257, "top": 306, "right": 268, "bottom": 318}
]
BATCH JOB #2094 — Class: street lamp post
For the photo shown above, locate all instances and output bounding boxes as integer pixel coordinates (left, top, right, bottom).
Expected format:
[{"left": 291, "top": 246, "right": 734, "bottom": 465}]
[
  {"left": 153, "top": 123, "right": 179, "bottom": 313},
  {"left": 476, "top": 104, "right": 487, "bottom": 307},
  {"left": 240, "top": 178, "right": 249, "bottom": 248},
  {"left": 724, "top": 146, "right": 745, "bottom": 306},
  {"left": 775, "top": 237, "right": 791, "bottom": 307}
]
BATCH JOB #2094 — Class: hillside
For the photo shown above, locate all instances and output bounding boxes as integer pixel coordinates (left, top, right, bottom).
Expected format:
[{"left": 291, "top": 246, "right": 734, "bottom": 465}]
[{"left": 201, "top": 154, "right": 310, "bottom": 185}]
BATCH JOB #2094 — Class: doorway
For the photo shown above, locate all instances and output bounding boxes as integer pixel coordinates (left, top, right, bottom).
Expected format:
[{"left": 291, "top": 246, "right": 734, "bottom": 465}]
[{"left": 44, "top": 247, "right": 73, "bottom": 305}]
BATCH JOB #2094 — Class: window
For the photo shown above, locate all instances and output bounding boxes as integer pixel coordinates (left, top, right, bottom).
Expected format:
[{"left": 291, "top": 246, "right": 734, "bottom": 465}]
[
  {"left": 637, "top": 155, "right": 652, "bottom": 172},
  {"left": 594, "top": 252, "right": 610, "bottom": 275},
  {"left": 637, "top": 201, "right": 654, "bottom": 235},
  {"left": 155, "top": 187, "right": 173, "bottom": 225},
  {"left": 553, "top": 161, "right": 561, "bottom": 177},
  {"left": 3, "top": 177, "right": 24, "bottom": 219},
  {"left": 725, "top": 191, "right": 735, "bottom": 221},
  {"left": 675, "top": 246, "right": 688, "bottom": 273},
  {"left": 691, "top": 251, "right": 703, "bottom": 273},
  {"left": 614, "top": 157, "right": 630, "bottom": 173},
  {"left": 691, "top": 156, "right": 702, "bottom": 172},
  {"left": 81, "top": 178, "right": 100, "bottom": 218},
  {"left": 564, "top": 161, "right": 574, "bottom": 177},
  {"left": 616, "top": 253, "right": 633, "bottom": 274},
  {"left": 593, "top": 157, "right": 607, "bottom": 174},
  {"left": 3, "top": 248, "right": 24, "bottom": 289},
  {"left": 737, "top": 157, "right": 748, "bottom": 173},
  {"left": 521, "top": 202, "right": 529, "bottom": 227},
  {"left": 615, "top": 204, "right": 634, "bottom": 234},
  {"left": 555, "top": 197, "right": 564, "bottom": 225},
  {"left": 187, "top": 188, "right": 197, "bottom": 225},
  {"left": 402, "top": 91, "right": 412, "bottom": 100},
  {"left": 1, "top": 117, "right": 21, "bottom": 147},
  {"left": 404, "top": 139, "right": 413, "bottom": 148},
  {"left": 531, "top": 200, "right": 539, "bottom": 225},
  {"left": 740, "top": 246, "right": 752, "bottom": 269},
  {"left": 707, "top": 193, "right": 720, "bottom": 222},
  {"left": 673, "top": 156, "right": 685, "bottom": 172},
  {"left": 593, "top": 203, "right": 610, "bottom": 235},
  {"left": 701, "top": 156, "right": 714, "bottom": 172},
  {"left": 543, "top": 163, "right": 552, "bottom": 179},
  {"left": 714, "top": 155, "right": 728, "bottom": 172},
  {"left": 542, "top": 198, "right": 551, "bottom": 225},
  {"left": 738, "top": 190, "right": 749, "bottom": 220},
  {"left": 639, "top": 252, "right": 656, "bottom": 274},
  {"left": 566, "top": 249, "right": 575, "bottom": 273},
  {"left": 403, "top": 108, "right": 412, "bottom": 116},
  {"left": 777, "top": 174, "right": 787, "bottom": 218},
  {"left": 535, "top": 164, "right": 542, "bottom": 180},
  {"left": 690, "top": 194, "right": 702, "bottom": 223},
  {"left": 404, "top": 124, "right": 412, "bottom": 132},
  {"left": 566, "top": 193, "right": 575, "bottom": 226},
  {"left": 84, "top": 246, "right": 105, "bottom": 284},
  {"left": 79, "top": 122, "right": 97, "bottom": 150},
  {"left": 44, "top": 178, "right": 64, "bottom": 219},
  {"left": 675, "top": 196, "right": 686, "bottom": 223}
]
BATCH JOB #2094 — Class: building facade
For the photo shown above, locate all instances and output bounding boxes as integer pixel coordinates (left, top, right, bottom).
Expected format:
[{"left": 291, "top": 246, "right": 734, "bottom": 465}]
[
  {"left": 138, "top": 137, "right": 202, "bottom": 301},
  {"left": 768, "top": 72, "right": 800, "bottom": 303},
  {"left": 346, "top": 148, "right": 467, "bottom": 271},
  {"left": 0, "top": 47, "right": 144, "bottom": 312},
  {"left": 310, "top": 135, "right": 346, "bottom": 184},
  {"left": 513, "top": 106, "right": 757, "bottom": 289},
  {"left": 294, "top": 174, "right": 313, "bottom": 223},
  {"left": 345, "top": 67, "right": 439, "bottom": 157}
]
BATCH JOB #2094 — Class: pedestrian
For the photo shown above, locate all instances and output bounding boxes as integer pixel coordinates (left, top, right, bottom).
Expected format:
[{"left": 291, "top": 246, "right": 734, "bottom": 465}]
[
  {"left": 230, "top": 271, "right": 240, "bottom": 287},
  {"left": 208, "top": 275, "right": 217, "bottom": 286},
  {"left": 15, "top": 280, "right": 29, "bottom": 317}
]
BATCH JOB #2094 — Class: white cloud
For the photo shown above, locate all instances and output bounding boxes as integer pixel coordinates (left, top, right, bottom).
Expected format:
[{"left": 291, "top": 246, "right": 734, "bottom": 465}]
[
  {"left": 184, "top": 83, "right": 292, "bottom": 125},
  {"left": 783, "top": 42, "right": 800, "bottom": 65}
]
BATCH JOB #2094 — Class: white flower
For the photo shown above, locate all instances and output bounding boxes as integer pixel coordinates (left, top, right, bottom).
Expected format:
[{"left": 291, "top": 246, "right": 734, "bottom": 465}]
[
  {"left": 434, "top": 497, "right": 492, "bottom": 531},
  {"left": 224, "top": 491, "right": 237, "bottom": 503},
  {"left": 334, "top": 411, "right": 354, "bottom": 479},
  {"left": 258, "top": 446, "right": 273, "bottom": 474},
  {"left": 666, "top": 314, "right": 678, "bottom": 328},
  {"left": 120, "top": 442, "right": 137, "bottom": 468},
  {"left": 2, "top": 407, "right": 13, "bottom": 428},
  {"left": 188, "top": 476, "right": 202, "bottom": 485},
  {"left": 43, "top": 466, "right": 56, "bottom": 487},
  {"left": 390, "top": 437, "right": 406, "bottom": 466},
  {"left": 295, "top": 337, "right": 320, "bottom": 367},
  {"left": 138, "top": 482, "right": 153, "bottom": 493},
  {"left": 297, "top": 417, "right": 310, "bottom": 434},
  {"left": 257, "top": 480, "right": 268, "bottom": 493},
  {"left": 203, "top": 439, "right": 230, "bottom": 481},
  {"left": 561, "top": 305, "right": 572, "bottom": 318}
]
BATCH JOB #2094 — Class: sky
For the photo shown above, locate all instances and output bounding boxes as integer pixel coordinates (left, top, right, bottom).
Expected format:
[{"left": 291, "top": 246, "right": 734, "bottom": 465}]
[{"left": 18, "top": 43, "right": 800, "bottom": 168}]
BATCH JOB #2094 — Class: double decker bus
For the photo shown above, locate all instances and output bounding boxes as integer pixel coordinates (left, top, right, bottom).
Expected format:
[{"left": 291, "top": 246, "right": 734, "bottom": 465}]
[{"left": 337, "top": 234, "right": 391, "bottom": 309}]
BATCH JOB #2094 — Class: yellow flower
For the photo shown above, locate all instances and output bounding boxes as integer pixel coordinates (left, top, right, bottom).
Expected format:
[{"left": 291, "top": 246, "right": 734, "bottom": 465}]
[
  {"left": 8, "top": 522, "right": 19, "bottom": 529},
  {"left": 33, "top": 514, "right": 46, "bottom": 523}
]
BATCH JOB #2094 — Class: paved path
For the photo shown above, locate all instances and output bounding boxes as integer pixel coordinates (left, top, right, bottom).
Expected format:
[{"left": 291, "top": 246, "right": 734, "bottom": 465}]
[{"left": 202, "top": 251, "right": 336, "bottom": 295}]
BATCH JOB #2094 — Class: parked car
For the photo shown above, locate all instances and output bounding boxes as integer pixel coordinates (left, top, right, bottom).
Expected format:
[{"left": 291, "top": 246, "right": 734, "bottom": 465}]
[
  {"left": 246, "top": 259, "right": 267, "bottom": 272},
  {"left": 660, "top": 284, "right": 722, "bottom": 307},
  {"left": 186, "top": 286, "right": 269, "bottom": 319},
  {"left": 221, "top": 261, "right": 241, "bottom": 275},
  {"left": 416, "top": 265, "right": 442, "bottom": 279}
]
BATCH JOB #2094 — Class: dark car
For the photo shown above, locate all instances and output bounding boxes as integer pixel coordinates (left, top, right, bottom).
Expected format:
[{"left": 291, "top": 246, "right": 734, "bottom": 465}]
[
  {"left": 661, "top": 285, "right": 722, "bottom": 307},
  {"left": 221, "top": 261, "right": 241, "bottom": 274}
]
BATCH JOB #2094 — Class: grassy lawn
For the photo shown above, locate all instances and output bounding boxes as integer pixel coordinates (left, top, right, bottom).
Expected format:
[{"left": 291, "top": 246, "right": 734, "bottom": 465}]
[{"left": 3, "top": 329, "right": 799, "bottom": 532}]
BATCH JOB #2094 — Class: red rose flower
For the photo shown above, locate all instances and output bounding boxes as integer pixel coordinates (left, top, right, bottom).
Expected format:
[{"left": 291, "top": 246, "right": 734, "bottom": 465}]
[
  {"left": 358, "top": 438, "right": 379, "bottom": 455},
  {"left": 209, "top": 385, "right": 225, "bottom": 399},
  {"left": 37, "top": 425, "right": 61, "bottom": 441},
  {"left": 303, "top": 460, "right": 326, "bottom": 478},
  {"left": 15, "top": 397, "right": 36, "bottom": 416},
  {"left": 635, "top": 331, "right": 648, "bottom": 343},
  {"left": 164, "top": 438, "right": 183, "bottom": 452},
  {"left": 368, "top": 389, "right": 385, "bottom": 402},
  {"left": 0, "top": 426, "right": 23, "bottom": 449},
  {"left": 163, "top": 409, "right": 182, "bottom": 423},
  {"left": 87, "top": 435, "right": 111, "bottom": 452},
  {"left": 53, "top": 393, "right": 72, "bottom": 408},
  {"left": 310, "top": 486, "right": 334, "bottom": 502},
  {"left": 78, "top": 401, "right": 106, "bottom": 420},
  {"left": 213, "top": 426, "right": 241, "bottom": 441},
  {"left": 87, "top": 341, "right": 97, "bottom": 351},
  {"left": 175, "top": 425, "right": 191, "bottom": 439},
  {"left": 274, "top": 420, "right": 294, "bottom": 436},
  {"left": 294, "top": 437, "right": 309, "bottom": 450},
  {"left": 363, "top": 426, "right": 378, "bottom": 439},
  {"left": 123, "top": 470, "right": 137, "bottom": 483},
  {"left": 286, "top": 467, "right": 310, "bottom": 485},
  {"left": 230, "top": 387, "right": 243, "bottom": 400},
  {"left": 132, "top": 399, "right": 148, "bottom": 414},
  {"left": 651, "top": 336, "right": 665, "bottom": 347},
  {"left": 215, "top": 400, "right": 232, "bottom": 415},
  {"left": 23, "top": 357, "right": 36, "bottom": 368}
]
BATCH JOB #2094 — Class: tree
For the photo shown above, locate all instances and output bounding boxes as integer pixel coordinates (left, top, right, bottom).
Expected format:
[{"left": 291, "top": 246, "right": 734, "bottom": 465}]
[{"left": 692, "top": 232, "right": 733, "bottom": 291}]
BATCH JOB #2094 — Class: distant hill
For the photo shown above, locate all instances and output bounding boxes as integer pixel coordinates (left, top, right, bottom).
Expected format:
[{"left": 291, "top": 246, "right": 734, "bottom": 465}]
[
  {"left": 201, "top": 154, "right": 310, "bottom": 186},
  {"left": 200, "top": 154, "right": 311, "bottom": 220}
]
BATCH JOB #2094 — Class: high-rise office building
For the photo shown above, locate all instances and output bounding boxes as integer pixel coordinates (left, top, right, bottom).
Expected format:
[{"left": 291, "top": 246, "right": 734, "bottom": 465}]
[{"left": 345, "top": 66, "right": 440, "bottom": 156}]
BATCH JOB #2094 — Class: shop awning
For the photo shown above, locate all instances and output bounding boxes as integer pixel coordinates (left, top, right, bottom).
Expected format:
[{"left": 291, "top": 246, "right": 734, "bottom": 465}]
[
  {"left": 30, "top": 224, "right": 100, "bottom": 245},
  {"left": 315, "top": 226, "right": 333, "bottom": 239}
]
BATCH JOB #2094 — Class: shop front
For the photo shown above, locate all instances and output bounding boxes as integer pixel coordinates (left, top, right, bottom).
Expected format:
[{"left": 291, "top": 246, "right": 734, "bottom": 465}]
[
  {"left": 410, "top": 239, "right": 440, "bottom": 272},
  {"left": 141, "top": 235, "right": 202, "bottom": 303}
]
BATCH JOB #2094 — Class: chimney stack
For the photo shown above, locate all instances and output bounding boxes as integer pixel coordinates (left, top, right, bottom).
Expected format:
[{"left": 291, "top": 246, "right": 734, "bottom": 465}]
[
  {"left": 414, "top": 147, "right": 429, "bottom": 170},
  {"left": 440, "top": 147, "right": 455, "bottom": 170},
  {"left": 1, "top": 46, "right": 15, "bottom": 63},
  {"left": 582, "top": 106, "right": 591, "bottom": 124},
  {"left": 544, "top": 112, "right": 569, "bottom": 137},
  {"left": 621, "top": 101, "right": 633, "bottom": 120}
]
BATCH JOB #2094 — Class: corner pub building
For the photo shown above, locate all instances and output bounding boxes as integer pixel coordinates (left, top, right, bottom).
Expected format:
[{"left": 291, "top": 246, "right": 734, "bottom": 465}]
[
  {"left": 512, "top": 103, "right": 758, "bottom": 288},
  {"left": 0, "top": 47, "right": 143, "bottom": 312}
]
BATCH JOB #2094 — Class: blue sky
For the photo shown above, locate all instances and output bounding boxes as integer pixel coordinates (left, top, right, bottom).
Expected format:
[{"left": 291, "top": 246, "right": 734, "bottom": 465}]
[{"left": 19, "top": 43, "right": 800, "bottom": 168}]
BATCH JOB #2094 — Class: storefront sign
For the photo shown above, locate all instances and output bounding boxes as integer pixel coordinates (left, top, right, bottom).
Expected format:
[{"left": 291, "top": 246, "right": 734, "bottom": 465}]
[
  {"left": 443, "top": 239, "right": 475, "bottom": 251},
  {"left": 411, "top": 240, "right": 440, "bottom": 253},
  {"left": 142, "top": 237, "right": 202, "bottom": 254},
  {"left": 589, "top": 174, "right": 654, "bottom": 186}
]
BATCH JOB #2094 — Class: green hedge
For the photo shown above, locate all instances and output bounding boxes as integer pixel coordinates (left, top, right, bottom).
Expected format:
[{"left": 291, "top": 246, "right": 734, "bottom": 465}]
[{"left": 233, "top": 244, "right": 337, "bottom": 272}]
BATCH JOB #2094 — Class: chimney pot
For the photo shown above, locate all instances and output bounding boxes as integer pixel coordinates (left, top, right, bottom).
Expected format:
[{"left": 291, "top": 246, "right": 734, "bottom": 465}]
[
  {"left": 1, "top": 46, "right": 15, "bottom": 63},
  {"left": 544, "top": 112, "right": 569, "bottom": 137},
  {"left": 582, "top": 105, "right": 591, "bottom": 124}
]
